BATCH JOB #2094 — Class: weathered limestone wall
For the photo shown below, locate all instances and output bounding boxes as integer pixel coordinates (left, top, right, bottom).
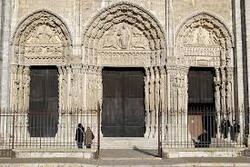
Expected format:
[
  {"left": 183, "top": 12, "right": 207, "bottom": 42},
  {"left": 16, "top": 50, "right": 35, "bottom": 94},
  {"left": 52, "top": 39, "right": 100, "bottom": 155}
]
[
  {"left": 244, "top": 0, "right": 250, "bottom": 145},
  {"left": 0, "top": 0, "right": 247, "bottom": 149},
  {"left": 0, "top": 0, "right": 11, "bottom": 108},
  {"left": 0, "top": 0, "right": 3, "bottom": 107},
  {"left": 173, "top": 0, "right": 232, "bottom": 28}
]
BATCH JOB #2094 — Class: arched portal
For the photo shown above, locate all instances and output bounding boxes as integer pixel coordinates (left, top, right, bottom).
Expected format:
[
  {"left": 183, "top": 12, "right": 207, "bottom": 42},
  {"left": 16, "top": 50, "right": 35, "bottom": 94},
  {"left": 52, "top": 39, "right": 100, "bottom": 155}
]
[
  {"left": 175, "top": 12, "right": 236, "bottom": 145},
  {"left": 82, "top": 2, "right": 166, "bottom": 67},
  {"left": 10, "top": 10, "right": 72, "bottom": 139},
  {"left": 82, "top": 2, "right": 167, "bottom": 140}
]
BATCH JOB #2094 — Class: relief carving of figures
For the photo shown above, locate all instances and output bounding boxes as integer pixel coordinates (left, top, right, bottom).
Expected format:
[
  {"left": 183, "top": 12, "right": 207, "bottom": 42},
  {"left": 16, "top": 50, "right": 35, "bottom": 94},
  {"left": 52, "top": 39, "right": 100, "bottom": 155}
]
[
  {"left": 23, "top": 66, "right": 30, "bottom": 112},
  {"left": 176, "top": 13, "right": 233, "bottom": 67},
  {"left": 117, "top": 23, "right": 131, "bottom": 49},
  {"left": 131, "top": 27, "right": 149, "bottom": 49},
  {"left": 24, "top": 25, "right": 63, "bottom": 58},
  {"left": 13, "top": 11, "right": 71, "bottom": 66},
  {"left": 186, "top": 26, "right": 217, "bottom": 46},
  {"left": 59, "top": 66, "right": 69, "bottom": 113},
  {"left": 17, "top": 66, "right": 24, "bottom": 112},
  {"left": 100, "top": 23, "right": 149, "bottom": 51},
  {"left": 10, "top": 65, "right": 30, "bottom": 113},
  {"left": 102, "top": 26, "right": 118, "bottom": 49}
]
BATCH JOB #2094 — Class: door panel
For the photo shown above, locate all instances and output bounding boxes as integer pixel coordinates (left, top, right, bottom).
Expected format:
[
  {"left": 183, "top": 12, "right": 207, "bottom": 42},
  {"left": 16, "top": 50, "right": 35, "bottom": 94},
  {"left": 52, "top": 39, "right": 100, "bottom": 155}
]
[
  {"left": 188, "top": 68, "right": 216, "bottom": 144},
  {"left": 102, "top": 68, "right": 145, "bottom": 137},
  {"left": 29, "top": 66, "right": 59, "bottom": 137}
]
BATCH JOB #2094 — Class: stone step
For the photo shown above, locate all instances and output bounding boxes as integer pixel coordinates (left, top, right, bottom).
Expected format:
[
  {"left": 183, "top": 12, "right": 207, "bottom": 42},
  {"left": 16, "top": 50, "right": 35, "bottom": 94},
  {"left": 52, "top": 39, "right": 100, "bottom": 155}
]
[
  {"left": 13, "top": 148, "right": 97, "bottom": 159},
  {"left": 99, "top": 149, "right": 160, "bottom": 160},
  {"left": 210, "top": 138, "right": 236, "bottom": 147},
  {"left": 241, "top": 149, "right": 250, "bottom": 157},
  {"left": 100, "top": 137, "right": 157, "bottom": 149}
]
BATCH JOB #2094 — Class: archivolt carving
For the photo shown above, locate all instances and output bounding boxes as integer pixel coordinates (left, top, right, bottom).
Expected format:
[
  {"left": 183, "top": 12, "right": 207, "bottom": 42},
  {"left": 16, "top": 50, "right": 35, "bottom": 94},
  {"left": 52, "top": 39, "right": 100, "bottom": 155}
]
[
  {"left": 10, "top": 10, "right": 72, "bottom": 112},
  {"left": 13, "top": 10, "right": 72, "bottom": 65},
  {"left": 83, "top": 2, "right": 166, "bottom": 66},
  {"left": 176, "top": 12, "right": 233, "bottom": 67}
]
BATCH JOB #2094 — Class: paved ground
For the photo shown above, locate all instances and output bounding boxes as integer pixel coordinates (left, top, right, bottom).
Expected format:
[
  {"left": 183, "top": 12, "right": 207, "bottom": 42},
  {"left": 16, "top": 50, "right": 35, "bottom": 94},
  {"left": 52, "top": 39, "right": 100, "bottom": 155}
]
[
  {"left": 1, "top": 157, "right": 250, "bottom": 166},
  {"left": 1, "top": 149, "right": 250, "bottom": 166}
]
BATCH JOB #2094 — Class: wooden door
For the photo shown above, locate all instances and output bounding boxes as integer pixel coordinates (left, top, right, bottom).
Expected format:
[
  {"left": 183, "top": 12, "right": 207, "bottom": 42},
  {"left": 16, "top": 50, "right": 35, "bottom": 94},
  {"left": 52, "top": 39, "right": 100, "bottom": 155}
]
[
  {"left": 29, "top": 66, "right": 59, "bottom": 137},
  {"left": 102, "top": 68, "right": 145, "bottom": 137},
  {"left": 188, "top": 68, "right": 216, "bottom": 143}
]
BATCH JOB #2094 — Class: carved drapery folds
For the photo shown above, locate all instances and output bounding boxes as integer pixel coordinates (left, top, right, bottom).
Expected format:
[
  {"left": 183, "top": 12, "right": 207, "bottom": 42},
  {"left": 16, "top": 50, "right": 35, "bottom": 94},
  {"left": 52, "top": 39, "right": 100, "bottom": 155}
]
[
  {"left": 214, "top": 66, "right": 235, "bottom": 138},
  {"left": 165, "top": 67, "right": 189, "bottom": 146},
  {"left": 10, "top": 65, "right": 30, "bottom": 112},
  {"left": 144, "top": 66, "right": 167, "bottom": 138},
  {"left": 11, "top": 10, "right": 72, "bottom": 112},
  {"left": 83, "top": 2, "right": 166, "bottom": 67},
  {"left": 86, "top": 66, "right": 102, "bottom": 111},
  {"left": 58, "top": 65, "right": 102, "bottom": 113}
]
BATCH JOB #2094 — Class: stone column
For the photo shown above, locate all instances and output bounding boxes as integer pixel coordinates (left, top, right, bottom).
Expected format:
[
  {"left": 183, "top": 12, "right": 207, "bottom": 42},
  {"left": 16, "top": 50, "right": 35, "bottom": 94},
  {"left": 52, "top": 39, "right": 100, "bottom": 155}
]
[
  {"left": 220, "top": 67, "right": 227, "bottom": 118},
  {"left": 165, "top": 67, "right": 191, "bottom": 148},
  {"left": 160, "top": 66, "right": 167, "bottom": 140},
  {"left": 149, "top": 67, "right": 156, "bottom": 138},
  {"left": 214, "top": 67, "right": 221, "bottom": 138},
  {"left": 144, "top": 67, "right": 150, "bottom": 138},
  {"left": 154, "top": 66, "right": 160, "bottom": 138}
]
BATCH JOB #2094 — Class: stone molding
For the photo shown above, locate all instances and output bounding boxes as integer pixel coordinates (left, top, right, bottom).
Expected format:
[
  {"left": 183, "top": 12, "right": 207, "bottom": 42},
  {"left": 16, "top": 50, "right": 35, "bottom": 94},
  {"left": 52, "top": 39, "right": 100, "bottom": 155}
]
[
  {"left": 82, "top": 2, "right": 167, "bottom": 67},
  {"left": 176, "top": 12, "right": 233, "bottom": 67},
  {"left": 12, "top": 10, "right": 72, "bottom": 65},
  {"left": 10, "top": 10, "right": 72, "bottom": 112}
]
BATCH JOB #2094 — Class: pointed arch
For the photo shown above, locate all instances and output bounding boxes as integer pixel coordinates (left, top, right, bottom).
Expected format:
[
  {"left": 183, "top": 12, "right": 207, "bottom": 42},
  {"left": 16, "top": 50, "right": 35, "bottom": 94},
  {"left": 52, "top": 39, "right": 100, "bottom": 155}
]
[
  {"left": 175, "top": 12, "right": 233, "bottom": 67},
  {"left": 12, "top": 10, "right": 72, "bottom": 65},
  {"left": 82, "top": 2, "right": 167, "bottom": 67},
  {"left": 176, "top": 11, "right": 233, "bottom": 48}
]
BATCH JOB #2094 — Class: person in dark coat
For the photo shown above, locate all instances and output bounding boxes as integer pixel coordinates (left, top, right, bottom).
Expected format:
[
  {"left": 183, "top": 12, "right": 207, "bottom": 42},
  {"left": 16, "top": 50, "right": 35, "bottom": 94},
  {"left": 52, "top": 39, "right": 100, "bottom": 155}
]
[
  {"left": 231, "top": 120, "right": 240, "bottom": 142},
  {"left": 85, "top": 127, "right": 95, "bottom": 148},
  {"left": 75, "top": 123, "right": 85, "bottom": 148},
  {"left": 220, "top": 118, "right": 231, "bottom": 139}
]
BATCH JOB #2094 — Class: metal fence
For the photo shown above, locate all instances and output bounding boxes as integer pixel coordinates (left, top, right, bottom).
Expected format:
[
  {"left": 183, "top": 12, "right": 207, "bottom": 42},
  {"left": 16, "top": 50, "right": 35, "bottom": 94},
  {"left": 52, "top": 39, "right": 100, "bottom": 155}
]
[
  {"left": 0, "top": 109, "right": 100, "bottom": 151},
  {"left": 163, "top": 107, "right": 244, "bottom": 148},
  {"left": 0, "top": 107, "right": 245, "bottom": 153}
]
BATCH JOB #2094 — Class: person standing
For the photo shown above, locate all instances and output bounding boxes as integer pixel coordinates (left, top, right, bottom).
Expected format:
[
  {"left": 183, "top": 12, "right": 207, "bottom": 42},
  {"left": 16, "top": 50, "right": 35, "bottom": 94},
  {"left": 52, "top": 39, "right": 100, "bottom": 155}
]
[
  {"left": 85, "top": 127, "right": 95, "bottom": 148},
  {"left": 75, "top": 123, "right": 85, "bottom": 148}
]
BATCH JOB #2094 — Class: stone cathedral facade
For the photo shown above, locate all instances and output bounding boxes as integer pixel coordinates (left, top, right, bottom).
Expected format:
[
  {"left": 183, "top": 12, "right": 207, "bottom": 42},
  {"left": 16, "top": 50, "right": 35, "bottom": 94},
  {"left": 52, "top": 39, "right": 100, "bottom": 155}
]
[{"left": 1, "top": 0, "right": 250, "bottom": 151}]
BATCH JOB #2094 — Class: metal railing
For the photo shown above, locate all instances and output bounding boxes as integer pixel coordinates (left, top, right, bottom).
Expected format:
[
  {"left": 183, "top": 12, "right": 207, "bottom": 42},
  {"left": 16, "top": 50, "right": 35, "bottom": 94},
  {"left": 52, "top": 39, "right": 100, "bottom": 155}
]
[
  {"left": 0, "top": 109, "right": 99, "bottom": 151},
  {"left": 163, "top": 106, "right": 244, "bottom": 148},
  {"left": 0, "top": 107, "right": 245, "bottom": 154}
]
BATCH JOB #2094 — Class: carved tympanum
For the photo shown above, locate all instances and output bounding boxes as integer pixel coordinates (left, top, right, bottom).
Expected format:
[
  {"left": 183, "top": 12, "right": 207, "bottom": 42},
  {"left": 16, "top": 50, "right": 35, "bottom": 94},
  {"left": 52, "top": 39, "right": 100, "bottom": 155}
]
[
  {"left": 13, "top": 10, "right": 71, "bottom": 65},
  {"left": 100, "top": 23, "right": 149, "bottom": 50},
  {"left": 24, "top": 25, "right": 64, "bottom": 59}
]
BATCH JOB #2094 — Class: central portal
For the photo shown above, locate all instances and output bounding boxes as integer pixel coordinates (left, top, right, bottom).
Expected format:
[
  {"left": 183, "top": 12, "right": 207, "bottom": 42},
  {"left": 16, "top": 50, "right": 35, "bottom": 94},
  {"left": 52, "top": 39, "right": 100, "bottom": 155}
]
[{"left": 102, "top": 68, "right": 145, "bottom": 137}]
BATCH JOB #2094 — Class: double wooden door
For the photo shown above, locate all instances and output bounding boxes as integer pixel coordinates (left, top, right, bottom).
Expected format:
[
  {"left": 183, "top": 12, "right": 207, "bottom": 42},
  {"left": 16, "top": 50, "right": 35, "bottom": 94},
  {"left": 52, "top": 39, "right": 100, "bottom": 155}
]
[
  {"left": 29, "top": 66, "right": 59, "bottom": 137},
  {"left": 102, "top": 68, "right": 145, "bottom": 137}
]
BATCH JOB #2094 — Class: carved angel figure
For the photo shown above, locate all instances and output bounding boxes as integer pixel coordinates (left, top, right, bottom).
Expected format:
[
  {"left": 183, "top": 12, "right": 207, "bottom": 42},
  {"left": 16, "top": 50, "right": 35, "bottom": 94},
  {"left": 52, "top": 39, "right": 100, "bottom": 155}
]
[{"left": 102, "top": 27, "right": 118, "bottom": 49}]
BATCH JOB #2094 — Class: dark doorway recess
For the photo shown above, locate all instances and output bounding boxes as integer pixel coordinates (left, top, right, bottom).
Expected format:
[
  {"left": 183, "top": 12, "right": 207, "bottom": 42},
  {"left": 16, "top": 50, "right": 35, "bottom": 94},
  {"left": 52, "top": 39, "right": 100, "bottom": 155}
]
[
  {"left": 102, "top": 67, "right": 145, "bottom": 137},
  {"left": 187, "top": 67, "right": 216, "bottom": 147},
  {"left": 28, "top": 66, "right": 59, "bottom": 137}
]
